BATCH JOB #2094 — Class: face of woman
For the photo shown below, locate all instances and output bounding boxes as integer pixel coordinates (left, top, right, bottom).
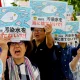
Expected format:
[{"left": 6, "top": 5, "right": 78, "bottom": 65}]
[{"left": 9, "top": 41, "right": 27, "bottom": 59}]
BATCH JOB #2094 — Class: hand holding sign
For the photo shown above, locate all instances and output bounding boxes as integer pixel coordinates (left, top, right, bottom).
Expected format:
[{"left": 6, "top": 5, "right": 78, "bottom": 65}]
[
  {"left": 0, "top": 36, "right": 11, "bottom": 54},
  {"left": 44, "top": 24, "right": 52, "bottom": 35},
  {"left": 0, "top": 36, "right": 11, "bottom": 78}
]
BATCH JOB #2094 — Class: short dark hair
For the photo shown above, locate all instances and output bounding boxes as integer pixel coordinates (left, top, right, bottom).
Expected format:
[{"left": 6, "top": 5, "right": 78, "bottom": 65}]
[
  {"left": 31, "top": 27, "right": 45, "bottom": 32},
  {"left": 31, "top": 27, "right": 34, "bottom": 31},
  {"left": 7, "top": 41, "right": 33, "bottom": 57}
]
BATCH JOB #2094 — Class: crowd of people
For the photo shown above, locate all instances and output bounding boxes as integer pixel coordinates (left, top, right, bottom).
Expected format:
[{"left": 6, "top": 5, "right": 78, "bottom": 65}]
[{"left": 0, "top": 23, "right": 80, "bottom": 80}]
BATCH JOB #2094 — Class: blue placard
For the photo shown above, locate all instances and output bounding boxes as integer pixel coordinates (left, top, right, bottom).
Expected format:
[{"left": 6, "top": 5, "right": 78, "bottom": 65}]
[
  {"left": 66, "top": 5, "right": 74, "bottom": 21},
  {"left": 52, "top": 21, "right": 80, "bottom": 42},
  {"left": 65, "top": 21, "right": 80, "bottom": 34},
  {"left": 52, "top": 21, "right": 80, "bottom": 34},
  {"left": 67, "top": 5, "right": 73, "bottom": 14},
  {"left": 30, "top": 1, "right": 67, "bottom": 33},
  {"left": 30, "top": 1, "right": 67, "bottom": 18},
  {"left": 0, "top": 7, "right": 31, "bottom": 41},
  {"left": 0, "top": 7, "right": 31, "bottom": 28}
]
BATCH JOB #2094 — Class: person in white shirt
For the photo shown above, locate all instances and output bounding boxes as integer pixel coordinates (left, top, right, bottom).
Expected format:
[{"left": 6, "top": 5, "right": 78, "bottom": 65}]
[{"left": 69, "top": 48, "right": 80, "bottom": 80}]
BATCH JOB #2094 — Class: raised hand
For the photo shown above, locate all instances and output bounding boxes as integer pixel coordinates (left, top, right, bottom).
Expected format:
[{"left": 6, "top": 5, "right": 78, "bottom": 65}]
[
  {"left": 0, "top": 36, "right": 11, "bottom": 66},
  {"left": 44, "top": 24, "right": 52, "bottom": 35}
]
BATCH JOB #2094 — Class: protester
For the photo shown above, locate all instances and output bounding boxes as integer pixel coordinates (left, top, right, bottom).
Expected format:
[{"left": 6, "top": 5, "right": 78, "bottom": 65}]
[
  {"left": 69, "top": 29, "right": 80, "bottom": 80},
  {"left": 69, "top": 48, "right": 80, "bottom": 80},
  {"left": 0, "top": 37, "right": 40, "bottom": 80},
  {"left": 29, "top": 24, "right": 54, "bottom": 80},
  {"left": 53, "top": 42, "right": 73, "bottom": 80}
]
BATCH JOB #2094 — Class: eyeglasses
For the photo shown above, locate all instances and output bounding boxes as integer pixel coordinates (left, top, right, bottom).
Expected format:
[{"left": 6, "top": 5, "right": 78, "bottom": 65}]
[
  {"left": 33, "top": 29, "right": 45, "bottom": 32},
  {"left": 10, "top": 41, "right": 24, "bottom": 46}
]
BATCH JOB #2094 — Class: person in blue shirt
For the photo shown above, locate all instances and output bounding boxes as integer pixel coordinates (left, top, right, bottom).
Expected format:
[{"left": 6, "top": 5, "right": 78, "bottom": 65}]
[{"left": 53, "top": 42, "right": 73, "bottom": 80}]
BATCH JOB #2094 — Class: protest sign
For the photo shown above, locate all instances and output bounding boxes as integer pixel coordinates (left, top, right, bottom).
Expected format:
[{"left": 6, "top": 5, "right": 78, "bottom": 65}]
[
  {"left": 0, "top": 7, "right": 31, "bottom": 41},
  {"left": 53, "top": 21, "right": 80, "bottom": 42},
  {"left": 66, "top": 5, "right": 74, "bottom": 21},
  {"left": 30, "top": 1, "right": 67, "bottom": 30}
]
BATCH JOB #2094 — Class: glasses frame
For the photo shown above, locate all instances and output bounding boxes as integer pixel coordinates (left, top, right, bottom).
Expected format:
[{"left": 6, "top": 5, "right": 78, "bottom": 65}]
[{"left": 10, "top": 41, "right": 24, "bottom": 46}]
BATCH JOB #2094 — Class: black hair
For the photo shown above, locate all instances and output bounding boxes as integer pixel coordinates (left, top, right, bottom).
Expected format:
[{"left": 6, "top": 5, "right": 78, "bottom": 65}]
[
  {"left": 31, "top": 27, "right": 34, "bottom": 31},
  {"left": 7, "top": 41, "right": 33, "bottom": 57},
  {"left": 31, "top": 27, "right": 45, "bottom": 32}
]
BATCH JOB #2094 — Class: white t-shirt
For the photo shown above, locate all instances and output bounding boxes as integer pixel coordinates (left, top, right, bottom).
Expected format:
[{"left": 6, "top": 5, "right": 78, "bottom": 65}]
[{"left": 70, "top": 59, "right": 80, "bottom": 80}]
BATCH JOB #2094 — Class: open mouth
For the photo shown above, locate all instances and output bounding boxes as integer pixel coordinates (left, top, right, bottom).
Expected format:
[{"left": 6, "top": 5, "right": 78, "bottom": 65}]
[
  {"left": 15, "top": 50, "right": 20, "bottom": 54},
  {"left": 35, "top": 35, "right": 39, "bottom": 37}
]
